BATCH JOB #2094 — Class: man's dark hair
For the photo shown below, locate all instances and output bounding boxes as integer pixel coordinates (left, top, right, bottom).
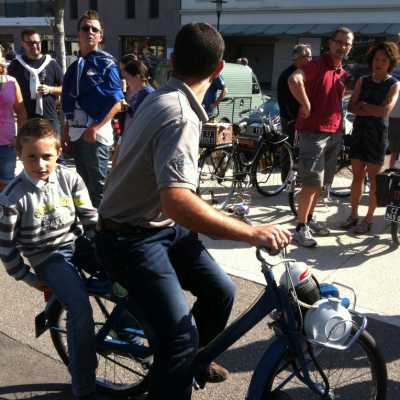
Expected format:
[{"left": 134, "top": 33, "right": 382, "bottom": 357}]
[
  {"left": 123, "top": 60, "right": 149, "bottom": 82},
  {"left": 331, "top": 26, "right": 354, "bottom": 40},
  {"left": 77, "top": 9, "right": 104, "bottom": 32},
  {"left": 21, "top": 28, "right": 40, "bottom": 41},
  {"left": 173, "top": 23, "right": 225, "bottom": 80},
  {"left": 16, "top": 118, "right": 60, "bottom": 154},
  {"left": 366, "top": 41, "right": 399, "bottom": 73}
]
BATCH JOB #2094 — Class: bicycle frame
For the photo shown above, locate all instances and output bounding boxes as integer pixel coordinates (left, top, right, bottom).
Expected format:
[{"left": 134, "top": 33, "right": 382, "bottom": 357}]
[
  {"left": 39, "top": 252, "right": 337, "bottom": 399},
  {"left": 192, "top": 253, "right": 331, "bottom": 399}
]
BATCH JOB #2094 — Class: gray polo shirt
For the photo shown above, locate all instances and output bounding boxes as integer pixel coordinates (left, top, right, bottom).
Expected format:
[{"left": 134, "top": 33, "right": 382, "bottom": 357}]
[{"left": 99, "top": 77, "right": 208, "bottom": 228}]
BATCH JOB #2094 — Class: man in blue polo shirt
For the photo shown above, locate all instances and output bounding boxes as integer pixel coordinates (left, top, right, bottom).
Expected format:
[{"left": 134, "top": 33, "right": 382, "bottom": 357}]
[{"left": 62, "top": 10, "right": 123, "bottom": 207}]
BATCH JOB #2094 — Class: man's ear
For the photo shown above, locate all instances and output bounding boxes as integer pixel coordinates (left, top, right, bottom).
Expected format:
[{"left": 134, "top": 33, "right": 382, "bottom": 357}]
[{"left": 211, "top": 59, "right": 225, "bottom": 80}]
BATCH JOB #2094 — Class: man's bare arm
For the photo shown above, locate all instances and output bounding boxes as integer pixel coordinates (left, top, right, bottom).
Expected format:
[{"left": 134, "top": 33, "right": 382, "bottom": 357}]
[
  {"left": 160, "top": 187, "right": 292, "bottom": 251},
  {"left": 288, "top": 69, "right": 311, "bottom": 118}
]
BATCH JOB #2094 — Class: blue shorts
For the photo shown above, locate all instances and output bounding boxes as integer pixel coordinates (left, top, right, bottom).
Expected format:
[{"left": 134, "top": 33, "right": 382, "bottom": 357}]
[{"left": 0, "top": 145, "right": 16, "bottom": 183}]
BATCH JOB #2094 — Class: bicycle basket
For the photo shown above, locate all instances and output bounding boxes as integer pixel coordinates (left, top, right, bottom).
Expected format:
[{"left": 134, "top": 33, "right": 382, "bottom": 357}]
[{"left": 200, "top": 123, "right": 233, "bottom": 147}]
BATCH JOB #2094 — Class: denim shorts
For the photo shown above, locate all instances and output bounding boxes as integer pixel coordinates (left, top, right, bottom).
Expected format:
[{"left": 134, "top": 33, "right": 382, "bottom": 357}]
[
  {"left": 0, "top": 145, "right": 16, "bottom": 182},
  {"left": 298, "top": 131, "right": 342, "bottom": 187}
]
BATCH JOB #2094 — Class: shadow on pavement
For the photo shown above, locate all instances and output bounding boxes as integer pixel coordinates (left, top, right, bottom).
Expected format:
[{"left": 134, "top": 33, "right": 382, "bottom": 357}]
[{"left": 0, "top": 383, "right": 72, "bottom": 399}]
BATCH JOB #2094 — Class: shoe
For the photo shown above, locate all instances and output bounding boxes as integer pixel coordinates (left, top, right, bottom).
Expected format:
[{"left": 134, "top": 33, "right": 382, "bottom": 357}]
[
  {"left": 340, "top": 215, "right": 358, "bottom": 230},
  {"left": 308, "top": 218, "right": 330, "bottom": 236},
  {"left": 353, "top": 220, "right": 372, "bottom": 234},
  {"left": 204, "top": 361, "right": 229, "bottom": 383},
  {"left": 294, "top": 225, "right": 317, "bottom": 248}
]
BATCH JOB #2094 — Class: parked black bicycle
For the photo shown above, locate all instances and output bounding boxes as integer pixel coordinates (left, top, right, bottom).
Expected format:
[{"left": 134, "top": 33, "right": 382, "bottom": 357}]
[{"left": 198, "top": 112, "right": 293, "bottom": 209}]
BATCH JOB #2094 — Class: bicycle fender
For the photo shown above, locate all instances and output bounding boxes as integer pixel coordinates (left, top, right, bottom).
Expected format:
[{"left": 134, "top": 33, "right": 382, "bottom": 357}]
[
  {"left": 35, "top": 296, "right": 61, "bottom": 338},
  {"left": 246, "top": 336, "right": 289, "bottom": 400}
]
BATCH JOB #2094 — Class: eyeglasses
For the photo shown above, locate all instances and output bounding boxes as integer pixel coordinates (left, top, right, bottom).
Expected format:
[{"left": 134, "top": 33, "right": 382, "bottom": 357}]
[
  {"left": 332, "top": 39, "right": 352, "bottom": 49},
  {"left": 23, "top": 41, "right": 41, "bottom": 47},
  {"left": 80, "top": 25, "right": 101, "bottom": 34}
]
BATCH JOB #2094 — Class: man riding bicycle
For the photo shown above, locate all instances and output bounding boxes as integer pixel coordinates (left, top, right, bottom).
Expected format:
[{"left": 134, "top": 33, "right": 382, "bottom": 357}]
[{"left": 96, "top": 23, "right": 291, "bottom": 400}]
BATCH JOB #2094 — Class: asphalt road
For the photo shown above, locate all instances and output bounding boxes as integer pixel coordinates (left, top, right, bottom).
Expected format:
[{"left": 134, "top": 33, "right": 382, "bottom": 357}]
[{"left": 0, "top": 275, "right": 399, "bottom": 400}]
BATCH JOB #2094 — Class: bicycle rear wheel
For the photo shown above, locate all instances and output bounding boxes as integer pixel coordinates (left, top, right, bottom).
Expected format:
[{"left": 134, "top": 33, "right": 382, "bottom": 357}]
[
  {"left": 197, "top": 145, "right": 237, "bottom": 210},
  {"left": 252, "top": 142, "right": 293, "bottom": 196},
  {"left": 391, "top": 222, "right": 400, "bottom": 245},
  {"left": 49, "top": 295, "right": 152, "bottom": 396},
  {"left": 330, "top": 163, "right": 353, "bottom": 198},
  {"left": 262, "top": 330, "right": 387, "bottom": 399}
]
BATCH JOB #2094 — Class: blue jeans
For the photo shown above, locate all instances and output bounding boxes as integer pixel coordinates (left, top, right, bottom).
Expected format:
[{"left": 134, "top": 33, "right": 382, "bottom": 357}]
[
  {"left": 71, "top": 137, "right": 110, "bottom": 208},
  {"left": 0, "top": 145, "right": 16, "bottom": 183},
  {"left": 95, "top": 225, "right": 236, "bottom": 400},
  {"left": 34, "top": 246, "right": 97, "bottom": 397}
]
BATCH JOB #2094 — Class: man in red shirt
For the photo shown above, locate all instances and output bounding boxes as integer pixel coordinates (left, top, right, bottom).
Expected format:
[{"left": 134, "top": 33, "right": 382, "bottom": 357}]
[{"left": 289, "top": 27, "right": 353, "bottom": 247}]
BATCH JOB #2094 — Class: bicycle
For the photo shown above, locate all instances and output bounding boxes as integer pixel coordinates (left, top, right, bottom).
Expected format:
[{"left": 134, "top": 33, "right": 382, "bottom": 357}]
[
  {"left": 197, "top": 114, "right": 294, "bottom": 210},
  {"left": 379, "top": 168, "right": 400, "bottom": 245},
  {"left": 36, "top": 242, "right": 387, "bottom": 399}
]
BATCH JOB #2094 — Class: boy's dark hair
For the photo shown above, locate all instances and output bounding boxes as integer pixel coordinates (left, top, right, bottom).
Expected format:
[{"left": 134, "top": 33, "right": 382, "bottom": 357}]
[
  {"left": 21, "top": 28, "right": 40, "bottom": 41},
  {"left": 366, "top": 41, "right": 399, "bottom": 73},
  {"left": 120, "top": 53, "right": 138, "bottom": 66},
  {"left": 173, "top": 23, "right": 225, "bottom": 80},
  {"left": 123, "top": 60, "right": 149, "bottom": 81},
  {"left": 16, "top": 118, "right": 61, "bottom": 154},
  {"left": 77, "top": 9, "right": 104, "bottom": 32}
]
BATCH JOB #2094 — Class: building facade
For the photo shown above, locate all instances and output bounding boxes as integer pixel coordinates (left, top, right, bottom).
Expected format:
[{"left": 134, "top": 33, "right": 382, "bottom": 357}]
[
  {"left": 180, "top": 0, "right": 400, "bottom": 90},
  {"left": 0, "top": 0, "right": 181, "bottom": 63}
]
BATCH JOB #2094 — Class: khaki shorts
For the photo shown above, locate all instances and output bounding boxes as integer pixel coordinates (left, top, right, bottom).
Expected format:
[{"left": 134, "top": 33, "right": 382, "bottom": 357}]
[{"left": 298, "top": 131, "right": 343, "bottom": 187}]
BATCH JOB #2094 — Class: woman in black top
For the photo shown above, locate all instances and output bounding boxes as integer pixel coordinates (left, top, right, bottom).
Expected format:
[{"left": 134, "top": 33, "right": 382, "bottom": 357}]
[{"left": 342, "top": 42, "right": 400, "bottom": 234}]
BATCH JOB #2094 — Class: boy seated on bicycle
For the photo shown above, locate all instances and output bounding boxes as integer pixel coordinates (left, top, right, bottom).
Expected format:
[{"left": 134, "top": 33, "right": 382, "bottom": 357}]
[{"left": 0, "top": 118, "right": 98, "bottom": 400}]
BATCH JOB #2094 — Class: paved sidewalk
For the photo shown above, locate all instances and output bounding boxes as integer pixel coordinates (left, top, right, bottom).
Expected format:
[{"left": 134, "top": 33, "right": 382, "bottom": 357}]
[{"left": 202, "top": 185, "right": 400, "bottom": 327}]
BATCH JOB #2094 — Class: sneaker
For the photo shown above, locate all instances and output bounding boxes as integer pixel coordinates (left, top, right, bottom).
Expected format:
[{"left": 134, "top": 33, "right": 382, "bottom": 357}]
[
  {"left": 204, "top": 362, "right": 230, "bottom": 383},
  {"left": 340, "top": 215, "right": 358, "bottom": 230},
  {"left": 294, "top": 225, "right": 317, "bottom": 248},
  {"left": 308, "top": 218, "right": 330, "bottom": 236}
]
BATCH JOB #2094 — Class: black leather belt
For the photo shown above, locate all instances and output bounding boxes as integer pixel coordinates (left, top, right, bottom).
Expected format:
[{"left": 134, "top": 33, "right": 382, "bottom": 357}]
[{"left": 97, "top": 217, "right": 150, "bottom": 235}]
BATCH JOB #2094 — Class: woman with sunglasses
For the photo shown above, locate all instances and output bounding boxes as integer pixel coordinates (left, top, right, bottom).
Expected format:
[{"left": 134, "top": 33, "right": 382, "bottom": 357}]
[{"left": 342, "top": 42, "right": 400, "bottom": 234}]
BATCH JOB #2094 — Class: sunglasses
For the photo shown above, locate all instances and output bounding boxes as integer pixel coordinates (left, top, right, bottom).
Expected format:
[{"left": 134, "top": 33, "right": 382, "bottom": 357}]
[
  {"left": 24, "top": 41, "right": 41, "bottom": 47},
  {"left": 80, "top": 25, "right": 101, "bottom": 34}
]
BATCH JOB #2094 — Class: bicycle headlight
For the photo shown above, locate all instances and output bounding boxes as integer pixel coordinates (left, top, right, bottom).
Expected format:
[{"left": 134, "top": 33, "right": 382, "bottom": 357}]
[{"left": 304, "top": 298, "right": 353, "bottom": 345}]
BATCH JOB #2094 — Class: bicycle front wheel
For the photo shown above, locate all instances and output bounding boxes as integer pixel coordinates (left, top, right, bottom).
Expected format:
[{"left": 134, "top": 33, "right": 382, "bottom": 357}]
[
  {"left": 262, "top": 330, "right": 387, "bottom": 399},
  {"left": 197, "top": 145, "right": 237, "bottom": 210},
  {"left": 252, "top": 142, "right": 293, "bottom": 196},
  {"left": 49, "top": 295, "right": 152, "bottom": 396}
]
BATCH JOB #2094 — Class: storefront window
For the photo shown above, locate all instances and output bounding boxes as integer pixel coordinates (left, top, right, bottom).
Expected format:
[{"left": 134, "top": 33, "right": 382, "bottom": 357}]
[{"left": 121, "top": 36, "right": 165, "bottom": 59}]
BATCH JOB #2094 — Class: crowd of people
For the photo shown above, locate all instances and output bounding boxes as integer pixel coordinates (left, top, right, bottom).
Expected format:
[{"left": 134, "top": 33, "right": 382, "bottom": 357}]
[
  {"left": 0, "top": 8, "right": 399, "bottom": 400},
  {"left": 0, "top": 9, "right": 291, "bottom": 400},
  {"left": 277, "top": 28, "right": 400, "bottom": 247}
]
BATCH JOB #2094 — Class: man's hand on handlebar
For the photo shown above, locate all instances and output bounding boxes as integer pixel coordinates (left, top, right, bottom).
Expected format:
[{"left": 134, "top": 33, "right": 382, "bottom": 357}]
[{"left": 249, "top": 224, "right": 292, "bottom": 252}]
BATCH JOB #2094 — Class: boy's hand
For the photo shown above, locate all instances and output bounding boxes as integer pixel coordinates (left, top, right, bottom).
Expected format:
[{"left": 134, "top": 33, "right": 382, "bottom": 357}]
[{"left": 34, "top": 281, "right": 48, "bottom": 292}]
